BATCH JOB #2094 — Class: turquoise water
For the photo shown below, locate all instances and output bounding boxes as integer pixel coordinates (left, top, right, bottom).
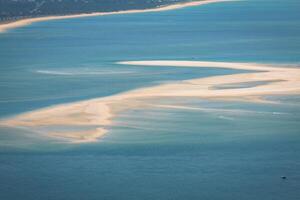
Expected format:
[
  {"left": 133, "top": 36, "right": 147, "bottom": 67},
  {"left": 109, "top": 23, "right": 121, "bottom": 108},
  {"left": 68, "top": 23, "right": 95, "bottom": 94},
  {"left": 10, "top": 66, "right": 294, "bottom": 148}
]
[{"left": 0, "top": 0, "right": 300, "bottom": 199}]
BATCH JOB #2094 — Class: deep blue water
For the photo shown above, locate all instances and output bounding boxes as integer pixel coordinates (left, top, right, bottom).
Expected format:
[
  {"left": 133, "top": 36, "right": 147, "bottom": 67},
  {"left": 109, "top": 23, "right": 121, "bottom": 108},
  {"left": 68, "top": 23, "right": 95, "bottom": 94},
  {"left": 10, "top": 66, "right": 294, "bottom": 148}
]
[{"left": 0, "top": 0, "right": 300, "bottom": 199}]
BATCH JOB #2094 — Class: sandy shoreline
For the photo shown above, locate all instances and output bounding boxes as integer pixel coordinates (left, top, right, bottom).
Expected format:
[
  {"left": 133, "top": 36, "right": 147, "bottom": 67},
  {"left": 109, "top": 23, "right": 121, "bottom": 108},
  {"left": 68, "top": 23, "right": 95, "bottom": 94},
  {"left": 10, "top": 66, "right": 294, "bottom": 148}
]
[
  {"left": 0, "top": 0, "right": 234, "bottom": 33},
  {"left": 1, "top": 60, "right": 299, "bottom": 143}
]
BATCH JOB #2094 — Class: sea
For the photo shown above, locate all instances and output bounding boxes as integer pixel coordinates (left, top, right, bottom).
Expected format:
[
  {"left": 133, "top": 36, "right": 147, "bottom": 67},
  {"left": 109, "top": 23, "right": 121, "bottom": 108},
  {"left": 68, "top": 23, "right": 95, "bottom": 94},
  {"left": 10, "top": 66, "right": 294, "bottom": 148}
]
[{"left": 0, "top": 0, "right": 299, "bottom": 199}]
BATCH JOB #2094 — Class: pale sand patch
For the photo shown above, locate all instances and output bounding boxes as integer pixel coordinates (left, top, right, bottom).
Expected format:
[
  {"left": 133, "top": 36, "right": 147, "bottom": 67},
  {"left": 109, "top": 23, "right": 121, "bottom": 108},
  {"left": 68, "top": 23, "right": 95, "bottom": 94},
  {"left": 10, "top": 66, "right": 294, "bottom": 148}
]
[
  {"left": 119, "top": 61, "right": 300, "bottom": 98},
  {"left": 50, "top": 128, "right": 107, "bottom": 143},
  {"left": 1, "top": 60, "right": 299, "bottom": 143},
  {"left": 0, "top": 0, "right": 234, "bottom": 33},
  {"left": 153, "top": 104, "right": 288, "bottom": 115}
]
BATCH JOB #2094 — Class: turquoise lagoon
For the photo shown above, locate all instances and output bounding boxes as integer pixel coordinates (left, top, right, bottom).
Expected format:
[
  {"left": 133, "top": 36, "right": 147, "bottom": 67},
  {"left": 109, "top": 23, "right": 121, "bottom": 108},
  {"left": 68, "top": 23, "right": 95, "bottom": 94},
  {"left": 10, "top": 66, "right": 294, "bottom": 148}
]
[{"left": 0, "top": 0, "right": 300, "bottom": 199}]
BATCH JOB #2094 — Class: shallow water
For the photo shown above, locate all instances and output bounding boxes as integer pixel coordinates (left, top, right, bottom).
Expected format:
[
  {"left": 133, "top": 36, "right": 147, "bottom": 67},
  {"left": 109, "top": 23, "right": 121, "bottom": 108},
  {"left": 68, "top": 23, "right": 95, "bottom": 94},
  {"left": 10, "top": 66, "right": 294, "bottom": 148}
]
[{"left": 0, "top": 0, "right": 300, "bottom": 199}]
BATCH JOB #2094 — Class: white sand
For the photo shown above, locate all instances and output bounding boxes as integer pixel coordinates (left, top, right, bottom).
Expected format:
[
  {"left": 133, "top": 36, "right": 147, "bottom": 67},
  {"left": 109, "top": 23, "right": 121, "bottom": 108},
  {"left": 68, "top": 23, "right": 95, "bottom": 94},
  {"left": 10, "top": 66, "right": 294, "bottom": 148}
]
[
  {"left": 0, "top": 0, "right": 234, "bottom": 33},
  {"left": 1, "top": 60, "right": 299, "bottom": 143}
]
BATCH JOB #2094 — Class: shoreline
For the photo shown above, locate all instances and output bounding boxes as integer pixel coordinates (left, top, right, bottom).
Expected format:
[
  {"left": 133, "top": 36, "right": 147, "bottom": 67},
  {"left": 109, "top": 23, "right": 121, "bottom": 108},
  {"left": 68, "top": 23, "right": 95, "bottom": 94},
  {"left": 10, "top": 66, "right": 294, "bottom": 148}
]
[
  {"left": 1, "top": 60, "right": 299, "bottom": 143},
  {"left": 0, "top": 0, "right": 234, "bottom": 33}
]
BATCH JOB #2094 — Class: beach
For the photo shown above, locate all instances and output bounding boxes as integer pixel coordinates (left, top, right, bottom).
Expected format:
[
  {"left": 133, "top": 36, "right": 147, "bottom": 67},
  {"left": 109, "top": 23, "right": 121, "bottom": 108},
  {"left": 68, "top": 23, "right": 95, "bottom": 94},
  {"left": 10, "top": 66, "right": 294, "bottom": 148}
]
[{"left": 0, "top": 0, "right": 233, "bottom": 33}]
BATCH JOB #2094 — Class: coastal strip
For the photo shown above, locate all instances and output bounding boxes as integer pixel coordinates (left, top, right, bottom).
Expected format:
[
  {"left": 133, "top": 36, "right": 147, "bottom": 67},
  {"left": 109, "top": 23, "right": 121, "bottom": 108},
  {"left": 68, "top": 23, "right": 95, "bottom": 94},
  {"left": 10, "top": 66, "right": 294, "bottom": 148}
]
[
  {"left": 0, "top": 0, "right": 235, "bottom": 33},
  {"left": 0, "top": 61, "right": 299, "bottom": 143}
]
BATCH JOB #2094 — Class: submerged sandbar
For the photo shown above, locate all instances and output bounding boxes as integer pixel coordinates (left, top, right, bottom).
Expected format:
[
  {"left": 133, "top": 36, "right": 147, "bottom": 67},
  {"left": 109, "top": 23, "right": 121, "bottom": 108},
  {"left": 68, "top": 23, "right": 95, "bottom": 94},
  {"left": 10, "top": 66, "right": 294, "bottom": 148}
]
[{"left": 1, "top": 60, "right": 299, "bottom": 143}]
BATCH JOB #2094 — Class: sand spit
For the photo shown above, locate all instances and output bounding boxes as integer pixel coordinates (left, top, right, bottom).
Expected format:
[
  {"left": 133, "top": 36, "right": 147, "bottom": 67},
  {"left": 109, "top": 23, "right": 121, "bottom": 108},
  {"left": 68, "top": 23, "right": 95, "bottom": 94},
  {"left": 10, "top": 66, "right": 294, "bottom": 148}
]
[
  {"left": 1, "top": 60, "right": 299, "bottom": 143},
  {"left": 0, "top": 0, "right": 234, "bottom": 33},
  {"left": 118, "top": 61, "right": 300, "bottom": 101}
]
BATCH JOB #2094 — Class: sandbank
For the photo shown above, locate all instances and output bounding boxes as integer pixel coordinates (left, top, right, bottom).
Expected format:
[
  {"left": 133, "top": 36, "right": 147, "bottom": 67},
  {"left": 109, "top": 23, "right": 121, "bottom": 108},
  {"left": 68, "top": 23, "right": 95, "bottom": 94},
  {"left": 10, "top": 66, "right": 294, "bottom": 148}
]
[{"left": 1, "top": 60, "right": 299, "bottom": 143}]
